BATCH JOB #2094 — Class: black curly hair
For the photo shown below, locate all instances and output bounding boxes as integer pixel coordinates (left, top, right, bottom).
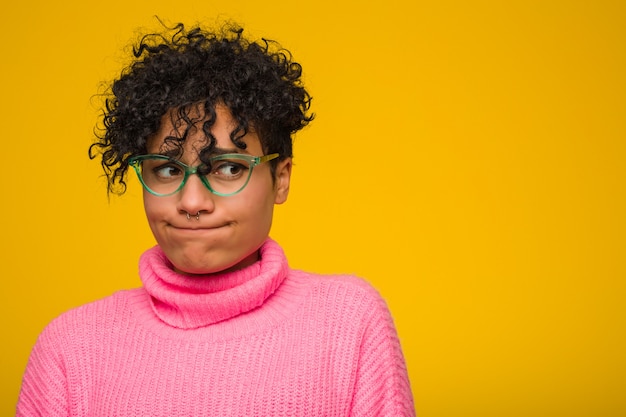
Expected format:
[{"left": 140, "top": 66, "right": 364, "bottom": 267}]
[{"left": 89, "top": 20, "right": 314, "bottom": 195}]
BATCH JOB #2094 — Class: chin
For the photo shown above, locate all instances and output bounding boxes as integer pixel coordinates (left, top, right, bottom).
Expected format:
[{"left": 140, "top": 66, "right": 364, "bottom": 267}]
[
  {"left": 172, "top": 262, "right": 227, "bottom": 276},
  {"left": 171, "top": 258, "right": 245, "bottom": 276},
  {"left": 166, "top": 245, "right": 262, "bottom": 276}
]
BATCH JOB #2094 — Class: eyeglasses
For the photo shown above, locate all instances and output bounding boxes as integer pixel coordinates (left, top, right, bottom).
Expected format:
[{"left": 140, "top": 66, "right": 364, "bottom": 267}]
[{"left": 128, "top": 153, "right": 280, "bottom": 197}]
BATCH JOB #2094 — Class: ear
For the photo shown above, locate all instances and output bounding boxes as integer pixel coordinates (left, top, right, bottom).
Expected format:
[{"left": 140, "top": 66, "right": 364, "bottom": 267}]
[{"left": 274, "top": 158, "right": 292, "bottom": 204}]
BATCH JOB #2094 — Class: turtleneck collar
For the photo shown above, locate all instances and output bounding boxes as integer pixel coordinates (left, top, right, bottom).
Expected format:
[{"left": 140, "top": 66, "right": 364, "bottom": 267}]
[{"left": 139, "top": 238, "right": 289, "bottom": 329}]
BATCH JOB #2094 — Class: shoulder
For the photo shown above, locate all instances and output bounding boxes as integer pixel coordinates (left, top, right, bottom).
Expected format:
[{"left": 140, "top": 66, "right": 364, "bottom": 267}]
[
  {"left": 36, "top": 289, "right": 140, "bottom": 345},
  {"left": 51, "top": 289, "right": 137, "bottom": 321},
  {"left": 293, "top": 269, "right": 383, "bottom": 297},
  {"left": 289, "top": 269, "right": 392, "bottom": 320}
]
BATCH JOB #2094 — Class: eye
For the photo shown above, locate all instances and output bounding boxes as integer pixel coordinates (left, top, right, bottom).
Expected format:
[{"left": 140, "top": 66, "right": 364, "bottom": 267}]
[
  {"left": 211, "top": 160, "right": 248, "bottom": 179},
  {"left": 153, "top": 163, "right": 183, "bottom": 180}
]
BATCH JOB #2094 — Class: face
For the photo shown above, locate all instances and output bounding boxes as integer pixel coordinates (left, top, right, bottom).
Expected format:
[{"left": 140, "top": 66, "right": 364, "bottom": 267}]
[{"left": 142, "top": 105, "right": 292, "bottom": 275}]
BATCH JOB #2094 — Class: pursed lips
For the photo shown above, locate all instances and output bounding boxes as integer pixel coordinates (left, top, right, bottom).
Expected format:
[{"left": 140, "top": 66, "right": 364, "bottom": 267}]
[{"left": 168, "top": 222, "right": 232, "bottom": 231}]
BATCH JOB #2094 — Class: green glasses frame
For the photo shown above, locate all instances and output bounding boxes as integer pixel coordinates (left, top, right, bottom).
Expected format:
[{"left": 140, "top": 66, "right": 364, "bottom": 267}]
[{"left": 128, "top": 153, "right": 280, "bottom": 197}]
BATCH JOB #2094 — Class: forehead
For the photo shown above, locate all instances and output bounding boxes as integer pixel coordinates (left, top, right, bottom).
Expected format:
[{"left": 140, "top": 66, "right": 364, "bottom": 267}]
[{"left": 147, "top": 105, "right": 262, "bottom": 155}]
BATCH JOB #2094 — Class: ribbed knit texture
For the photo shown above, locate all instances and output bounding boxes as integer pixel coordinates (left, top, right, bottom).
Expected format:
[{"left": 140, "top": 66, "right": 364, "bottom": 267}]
[{"left": 17, "top": 239, "right": 415, "bottom": 416}]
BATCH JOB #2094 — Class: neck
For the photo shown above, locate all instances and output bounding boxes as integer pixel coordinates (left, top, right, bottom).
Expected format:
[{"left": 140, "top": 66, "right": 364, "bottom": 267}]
[{"left": 138, "top": 239, "right": 289, "bottom": 329}]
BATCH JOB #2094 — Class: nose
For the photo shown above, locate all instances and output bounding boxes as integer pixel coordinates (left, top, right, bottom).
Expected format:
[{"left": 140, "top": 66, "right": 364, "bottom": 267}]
[{"left": 176, "top": 174, "right": 216, "bottom": 217}]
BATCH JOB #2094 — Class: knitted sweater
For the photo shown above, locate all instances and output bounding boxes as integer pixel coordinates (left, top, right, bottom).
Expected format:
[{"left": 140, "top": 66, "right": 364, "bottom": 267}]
[{"left": 17, "top": 239, "right": 415, "bottom": 416}]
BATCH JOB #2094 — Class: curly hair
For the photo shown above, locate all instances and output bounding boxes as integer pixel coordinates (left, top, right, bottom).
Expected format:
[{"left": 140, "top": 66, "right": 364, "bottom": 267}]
[{"left": 89, "top": 20, "right": 314, "bottom": 195}]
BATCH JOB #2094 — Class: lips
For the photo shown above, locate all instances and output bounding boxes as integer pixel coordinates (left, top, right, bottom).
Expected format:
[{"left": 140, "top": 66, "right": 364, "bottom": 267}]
[
  {"left": 169, "top": 222, "right": 232, "bottom": 231},
  {"left": 172, "top": 226, "right": 223, "bottom": 231}
]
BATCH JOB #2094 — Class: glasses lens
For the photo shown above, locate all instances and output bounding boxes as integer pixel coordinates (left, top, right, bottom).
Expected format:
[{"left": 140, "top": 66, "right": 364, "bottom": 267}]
[
  {"left": 138, "top": 157, "right": 186, "bottom": 196},
  {"left": 133, "top": 154, "right": 260, "bottom": 196},
  {"left": 205, "top": 156, "right": 254, "bottom": 195}
]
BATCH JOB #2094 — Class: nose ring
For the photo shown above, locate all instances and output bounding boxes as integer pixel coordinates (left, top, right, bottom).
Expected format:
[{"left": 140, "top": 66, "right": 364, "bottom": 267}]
[{"left": 186, "top": 211, "right": 200, "bottom": 221}]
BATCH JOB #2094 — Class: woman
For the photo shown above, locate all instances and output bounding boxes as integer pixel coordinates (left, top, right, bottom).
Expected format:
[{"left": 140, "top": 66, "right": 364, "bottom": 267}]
[{"left": 17, "top": 20, "right": 415, "bottom": 416}]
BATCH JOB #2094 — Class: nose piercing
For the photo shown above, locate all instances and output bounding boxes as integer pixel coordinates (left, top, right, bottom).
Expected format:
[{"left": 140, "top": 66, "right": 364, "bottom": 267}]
[{"left": 186, "top": 211, "right": 200, "bottom": 221}]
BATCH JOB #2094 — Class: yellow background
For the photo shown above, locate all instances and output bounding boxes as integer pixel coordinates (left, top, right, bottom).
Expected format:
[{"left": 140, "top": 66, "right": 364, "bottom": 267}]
[{"left": 2, "top": 1, "right": 625, "bottom": 416}]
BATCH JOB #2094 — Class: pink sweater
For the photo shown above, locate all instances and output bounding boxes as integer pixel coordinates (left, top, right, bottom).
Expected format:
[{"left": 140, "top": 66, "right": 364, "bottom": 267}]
[{"left": 17, "top": 239, "right": 415, "bottom": 416}]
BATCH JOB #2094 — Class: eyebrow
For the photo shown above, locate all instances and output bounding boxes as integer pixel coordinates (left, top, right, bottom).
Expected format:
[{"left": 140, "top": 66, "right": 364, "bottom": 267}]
[
  {"left": 209, "top": 147, "right": 248, "bottom": 156},
  {"left": 154, "top": 146, "right": 248, "bottom": 158}
]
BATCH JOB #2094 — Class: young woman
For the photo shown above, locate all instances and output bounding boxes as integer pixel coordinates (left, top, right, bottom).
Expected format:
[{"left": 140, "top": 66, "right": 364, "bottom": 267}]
[{"left": 17, "top": 21, "right": 415, "bottom": 416}]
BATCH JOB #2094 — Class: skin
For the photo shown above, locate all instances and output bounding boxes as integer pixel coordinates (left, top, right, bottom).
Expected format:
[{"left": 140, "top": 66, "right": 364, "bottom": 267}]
[{"left": 143, "top": 105, "right": 292, "bottom": 275}]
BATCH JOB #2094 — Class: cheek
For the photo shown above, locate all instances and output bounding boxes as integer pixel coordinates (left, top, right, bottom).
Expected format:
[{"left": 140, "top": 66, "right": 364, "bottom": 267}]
[
  {"left": 243, "top": 182, "right": 277, "bottom": 214},
  {"left": 227, "top": 184, "right": 276, "bottom": 233},
  {"left": 143, "top": 193, "right": 156, "bottom": 217},
  {"left": 143, "top": 193, "right": 168, "bottom": 227}
]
